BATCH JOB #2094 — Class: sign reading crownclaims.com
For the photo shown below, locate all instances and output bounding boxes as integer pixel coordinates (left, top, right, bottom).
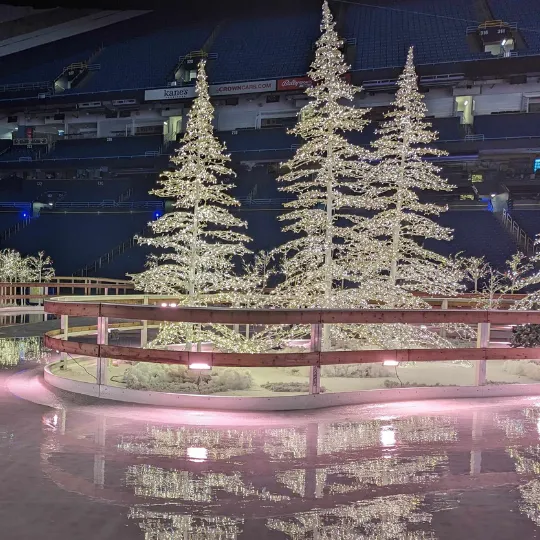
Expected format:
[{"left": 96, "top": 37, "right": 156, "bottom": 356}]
[{"left": 145, "top": 79, "right": 276, "bottom": 101}]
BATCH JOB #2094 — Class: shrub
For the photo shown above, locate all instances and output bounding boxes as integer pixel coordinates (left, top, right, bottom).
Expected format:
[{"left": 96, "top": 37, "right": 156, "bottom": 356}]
[
  {"left": 503, "top": 360, "right": 540, "bottom": 380},
  {"left": 383, "top": 380, "right": 455, "bottom": 389},
  {"left": 261, "top": 382, "right": 326, "bottom": 393},
  {"left": 124, "top": 363, "right": 253, "bottom": 394},
  {"left": 322, "top": 363, "right": 391, "bottom": 378}
]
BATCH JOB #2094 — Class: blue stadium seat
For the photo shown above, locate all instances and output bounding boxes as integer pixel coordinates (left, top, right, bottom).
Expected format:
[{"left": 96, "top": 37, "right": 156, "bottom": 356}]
[
  {"left": 510, "top": 210, "right": 540, "bottom": 239},
  {"left": 0, "top": 144, "right": 47, "bottom": 162},
  {"left": 220, "top": 128, "right": 298, "bottom": 153},
  {"left": 474, "top": 113, "right": 540, "bottom": 139},
  {"left": 488, "top": 0, "right": 540, "bottom": 52},
  {"left": 82, "top": 24, "right": 213, "bottom": 92},
  {"left": 45, "top": 135, "right": 163, "bottom": 160},
  {"left": 426, "top": 209, "right": 517, "bottom": 267},
  {"left": 344, "top": 0, "right": 482, "bottom": 70},
  {"left": 208, "top": 10, "right": 320, "bottom": 82},
  {"left": 430, "top": 117, "right": 464, "bottom": 141},
  {"left": 4, "top": 212, "right": 152, "bottom": 275}
]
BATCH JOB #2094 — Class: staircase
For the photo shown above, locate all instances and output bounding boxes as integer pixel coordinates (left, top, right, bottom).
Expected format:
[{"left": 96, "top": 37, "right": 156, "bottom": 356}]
[
  {"left": 474, "top": 0, "right": 494, "bottom": 22},
  {"left": 74, "top": 225, "right": 149, "bottom": 277},
  {"left": 0, "top": 216, "right": 33, "bottom": 245},
  {"left": 499, "top": 209, "right": 536, "bottom": 255}
]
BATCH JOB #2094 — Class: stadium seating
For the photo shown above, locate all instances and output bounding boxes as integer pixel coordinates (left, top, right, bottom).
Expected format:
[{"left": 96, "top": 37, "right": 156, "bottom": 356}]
[
  {"left": 510, "top": 210, "right": 540, "bottom": 239},
  {"left": 344, "top": 0, "right": 482, "bottom": 70},
  {"left": 430, "top": 117, "right": 464, "bottom": 141},
  {"left": 488, "top": 0, "right": 540, "bottom": 52},
  {"left": 474, "top": 113, "right": 540, "bottom": 139},
  {"left": 220, "top": 128, "right": 298, "bottom": 154},
  {"left": 4, "top": 212, "right": 152, "bottom": 275},
  {"left": 45, "top": 135, "right": 163, "bottom": 160},
  {"left": 426, "top": 209, "right": 517, "bottom": 267},
  {"left": 81, "top": 24, "right": 213, "bottom": 92},
  {"left": 0, "top": 145, "right": 47, "bottom": 162},
  {"left": 208, "top": 10, "right": 320, "bottom": 82}
]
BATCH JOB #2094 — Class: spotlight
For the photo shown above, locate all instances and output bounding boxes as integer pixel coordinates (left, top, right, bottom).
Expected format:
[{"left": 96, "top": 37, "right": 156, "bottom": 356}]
[
  {"left": 189, "top": 362, "right": 212, "bottom": 371},
  {"left": 154, "top": 211, "right": 162, "bottom": 219},
  {"left": 22, "top": 212, "right": 27, "bottom": 218},
  {"left": 161, "top": 302, "right": 168, "bottom": 307},
  {"left": 383, "top": 360, "right": 399, "bottom": 367},
  {"left": 490, "top": 193, "right": 497, "bottom": 198},
  {"left": 169, "top": 303, "right": 177, "bottom": 308}
]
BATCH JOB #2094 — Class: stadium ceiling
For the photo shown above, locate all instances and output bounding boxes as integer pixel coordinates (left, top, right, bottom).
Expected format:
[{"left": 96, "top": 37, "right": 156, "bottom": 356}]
[{"left": 2, "top": 0, "right": 319, "bottom": 9}]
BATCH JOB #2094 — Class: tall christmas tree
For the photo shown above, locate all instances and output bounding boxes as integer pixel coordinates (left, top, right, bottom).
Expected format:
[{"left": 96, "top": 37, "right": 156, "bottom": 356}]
[
  {"left": 365, "top": 46, "right": 460, "bottom": 297},
  {"left": 131, "top": 59, "right": 250, "bottom": 347},
  {"left": 274, "top": 0, "right": 373, "bottom": 350}
]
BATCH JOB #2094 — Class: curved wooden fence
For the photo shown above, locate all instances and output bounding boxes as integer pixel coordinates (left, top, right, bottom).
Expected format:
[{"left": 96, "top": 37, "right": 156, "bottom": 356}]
[{"left": 43, "top": 297, "right": 540, "bottom": 370}]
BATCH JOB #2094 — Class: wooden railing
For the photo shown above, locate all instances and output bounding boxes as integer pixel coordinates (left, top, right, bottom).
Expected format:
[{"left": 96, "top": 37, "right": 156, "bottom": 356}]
[
  {"left": 0, "top": 277, "right": 134, "bottom": 304},
  {"left": 43, "top": 296, "right": 540, "bottom": 392}
]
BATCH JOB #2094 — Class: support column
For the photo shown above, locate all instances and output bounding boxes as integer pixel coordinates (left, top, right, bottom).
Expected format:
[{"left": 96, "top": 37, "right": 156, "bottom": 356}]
[
  {"left": 310, "top": 324, "right": 322, "bottom": 395},
  {"left": 60, "top": 315, "right": 68, "bottom": 369},
  {"left": 440, "top": 298, "right": 448, "bottom": 339},
  {"left": 476, "top": 322, "right": 490, "bottom": 386},
  {"left": 140, "top": 296, "right": 148, "bottom": 348},
  {"left": 97, "top": 316, "right": 109, "bottom": 385}
]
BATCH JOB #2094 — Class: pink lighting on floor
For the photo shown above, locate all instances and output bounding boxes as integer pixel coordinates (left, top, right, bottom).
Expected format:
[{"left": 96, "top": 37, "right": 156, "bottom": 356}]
[
  {"left": 383, "top": 360, "right": 399, "bottom": 367},
  {"left": 189, "top": 362, "right": 212, "bottom": 371},
  {"left": 187, "top": 447, "right": 208, "bottom": 462}
]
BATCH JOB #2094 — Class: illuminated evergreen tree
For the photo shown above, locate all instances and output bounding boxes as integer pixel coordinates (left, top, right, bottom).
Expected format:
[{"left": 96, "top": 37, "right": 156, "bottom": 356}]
[
  {"left": 131, "top": 60, "right": 250, "bottom": 349},
  {"left": 365, "top": 46, "right": 460, "bottom": 297},
  {"left": 132, "top": 59, "right": 250, "bottom": 303},
  {"left": 274, "top": 0, "right": 373, "bottom": 350}
]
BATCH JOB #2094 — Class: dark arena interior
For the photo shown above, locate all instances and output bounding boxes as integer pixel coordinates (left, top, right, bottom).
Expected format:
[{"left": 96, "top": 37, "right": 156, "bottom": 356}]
[{"left": 2, "top": 0, "right": 540, "bottom": 538}]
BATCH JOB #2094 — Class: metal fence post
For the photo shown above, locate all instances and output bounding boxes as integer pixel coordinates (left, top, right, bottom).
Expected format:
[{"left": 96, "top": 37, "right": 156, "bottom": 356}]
[
  {"left": 97, "top": 316, "right": 109, "bottom": 385},
  {"left": 60, "top": 314, "right": 68, "bottom": 369},
  {"left": 310, "top": 324, "right": 322, "bottom": 395},
  {"left": 140, "top": 296, "right": 148, "bottom": 347},
  {"left": 476, "top": 322, "right": 489, "bottom": 386}
]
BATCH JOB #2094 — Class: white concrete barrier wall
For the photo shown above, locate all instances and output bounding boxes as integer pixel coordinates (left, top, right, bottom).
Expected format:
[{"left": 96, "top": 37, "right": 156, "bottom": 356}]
[{"left": 44, "top": 362, "right": 540, "bottom": 411}]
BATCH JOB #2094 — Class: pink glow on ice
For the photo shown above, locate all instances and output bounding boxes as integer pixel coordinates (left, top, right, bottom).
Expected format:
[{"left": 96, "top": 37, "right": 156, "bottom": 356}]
[{"left": 187, "top": 447, "right": 208, "bottom": 462}]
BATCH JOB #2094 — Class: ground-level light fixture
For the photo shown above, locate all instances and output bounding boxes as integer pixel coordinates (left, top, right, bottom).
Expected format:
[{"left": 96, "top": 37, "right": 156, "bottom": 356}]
[
  {"left": 189, "top": 362, "right": 212, "bottom": 371},
  {"left": 383, "top": 360, "right": 399, "bottom": 367}
]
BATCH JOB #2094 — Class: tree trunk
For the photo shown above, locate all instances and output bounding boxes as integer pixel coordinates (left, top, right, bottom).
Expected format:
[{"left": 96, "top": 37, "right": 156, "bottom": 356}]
[
  {"left": 186, "top": 184, "right": 201, "bottom": 352},
  {"left": 322, "top": 143, "right": 334, "bottom": 351},
  {"left": 389, "top": 135, "right": 409, "bottom": 288}
]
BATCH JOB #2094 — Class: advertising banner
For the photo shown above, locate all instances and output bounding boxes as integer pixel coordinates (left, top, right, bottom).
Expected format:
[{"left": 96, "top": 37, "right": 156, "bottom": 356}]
[
  {"left": 276, "top": 76, "right": 312, "bottom": 91},
  {"left": 144, "top": 87, "right": 196, "bottom": 101},
  {"left": 277, "top": 73, "right": 351, "bottom": 91},
  {"left": 209, "top": 79, "right": 276, "bottom": 96}
]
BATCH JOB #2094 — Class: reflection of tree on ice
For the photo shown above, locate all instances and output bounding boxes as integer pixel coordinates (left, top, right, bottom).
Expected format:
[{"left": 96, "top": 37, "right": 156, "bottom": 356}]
[
  {"left": 129, "top": 509, "right": 243, "bottom": 540},
  {"left": 267, "top": 495, "right": 435, "bottom": 539}
]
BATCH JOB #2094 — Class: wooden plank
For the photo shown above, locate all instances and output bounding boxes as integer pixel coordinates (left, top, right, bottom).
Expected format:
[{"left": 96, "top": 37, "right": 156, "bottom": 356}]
[
  {"left": 45, "top": 300, "right": 540, "bottom": 326},
  {"left": 44, "top": 335, "right": 99, "bottom": 357},
  {"left": 44, "top": 300, "right": 100, "bottom": 317}
]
